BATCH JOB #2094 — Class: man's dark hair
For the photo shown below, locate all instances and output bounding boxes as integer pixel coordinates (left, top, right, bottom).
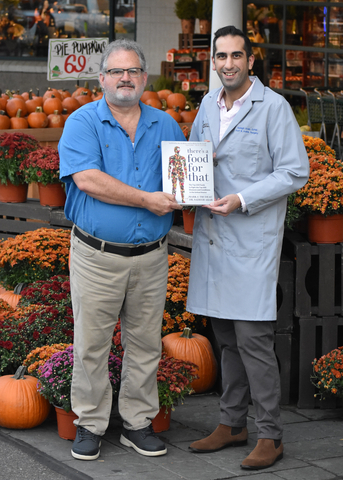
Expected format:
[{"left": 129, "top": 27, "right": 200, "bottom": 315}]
[{"left": 213, "top": 25, "right": 253, "bottom": 59}]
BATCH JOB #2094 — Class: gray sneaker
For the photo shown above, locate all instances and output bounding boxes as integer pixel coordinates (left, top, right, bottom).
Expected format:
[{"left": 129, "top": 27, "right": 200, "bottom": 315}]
[
  {"left": 71, "top": 426, "right": 101, "bottom": 460},
  {"left": 120, "top": 425, "right": 167, "bottom": 456}
]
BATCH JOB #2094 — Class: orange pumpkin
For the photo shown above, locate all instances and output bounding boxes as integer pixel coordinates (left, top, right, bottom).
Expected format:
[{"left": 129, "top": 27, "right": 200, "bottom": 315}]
[
  {"left": 157, "top": 89, "right": 173, "bottom": 102},
  {"left": 167, "top": 93, "right": 187, "bottom": 111},
  {"left": 61, "top": 96, "right": 80, "bottom": 114},
  {"left": 0, "top": 289, "right": 21, "bottom": 308},
  {"left": 180, "top": 108, "right": 198, "bottom": 123},
  {"left": 27, "top": 106, "right": 48, "bottom": 128},
  {"left": 42, "top": 87, "right": 62, "bottom": 102},
  {"left": 5, "top": 94, "right": 27, "bottom": 118},
  {"left": 43, "top": 95, "right": 63, "bottom": 115},
  {"left": 0, "top": 366, "right": 50, "bottom": 429},
  {"left": 25, "top": 90, "right": 43, "bottom": 114},
  {"left": 0, "top": 110, "right": 10, "bottom": 129},
  {"left": 72, "top": 82, "right": 92, "bottom": 98},
  {"left": 162, "top": 327, "right": 217, "bottom": 393},
  {"left": 58, "top": 89, "right": 71, "bottom": 100},
  {"left": 140, "top": 85, "right": 159, "bottom": 104},
  {"left": 0, "top": 96, "right": 7, "bottom": 111},
  {"left": 165, "top": 106, "right": 182, "bottom": 123},
  {"left": 9, "top": 110, "right": 29, "bottom": 129},
  {"left": 75, "top": 92, "right": 93, "bottom": 106},
  {"left": 48, "top": 110, "right": 65, "bottom": 128},
  {"left": 145, "top": 97, "right": 163, "bottom": 109}
]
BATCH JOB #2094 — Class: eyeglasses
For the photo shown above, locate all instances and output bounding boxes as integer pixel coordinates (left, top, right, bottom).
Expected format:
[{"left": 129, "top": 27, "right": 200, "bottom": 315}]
[{"left": 105, "top": 68, "right": 144, "bottom": 78}]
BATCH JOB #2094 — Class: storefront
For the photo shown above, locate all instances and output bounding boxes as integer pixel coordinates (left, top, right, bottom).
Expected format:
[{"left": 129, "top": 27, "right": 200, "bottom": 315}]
[
  {"left": 243, "top": 1, "right": 343, "bottom": 103},
  {"left": 1, "top": 1, "right": 343, "bottom": 104}
]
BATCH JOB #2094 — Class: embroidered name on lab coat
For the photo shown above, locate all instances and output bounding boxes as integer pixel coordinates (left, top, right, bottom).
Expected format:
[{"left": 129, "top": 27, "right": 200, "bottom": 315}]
[{"left": 236, "top": 127, "right": 258, "bottom": 135}]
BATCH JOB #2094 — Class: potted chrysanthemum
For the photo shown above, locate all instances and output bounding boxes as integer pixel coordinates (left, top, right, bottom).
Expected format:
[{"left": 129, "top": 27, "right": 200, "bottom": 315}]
[
  {"left": 311, "top": 346, "right": 343, "bottom": 401},
  {"left": 19, "top": 146, "right": 66, "bottom": 207},
  {"left": 36, "top": 345, "right": 122, "bottom": 439},
  {"left": 0, "top": 131, "right": 40, "bottom": 203}
]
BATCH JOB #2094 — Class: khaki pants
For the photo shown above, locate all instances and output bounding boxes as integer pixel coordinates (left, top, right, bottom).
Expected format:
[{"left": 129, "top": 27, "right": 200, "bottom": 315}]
[{"left": 70, "top": 229, "right": 168, "bottom": 436}]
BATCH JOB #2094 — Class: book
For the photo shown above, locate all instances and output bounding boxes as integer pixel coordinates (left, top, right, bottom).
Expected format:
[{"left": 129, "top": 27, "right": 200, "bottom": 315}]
[{"left": 161, "top": 141, "right": 214, "bottom": 205}]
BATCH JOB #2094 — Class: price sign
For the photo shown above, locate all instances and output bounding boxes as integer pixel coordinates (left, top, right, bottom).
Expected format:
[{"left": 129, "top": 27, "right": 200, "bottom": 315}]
[{"left": 47, "top": 38, "right": 109, "bottom": 81}]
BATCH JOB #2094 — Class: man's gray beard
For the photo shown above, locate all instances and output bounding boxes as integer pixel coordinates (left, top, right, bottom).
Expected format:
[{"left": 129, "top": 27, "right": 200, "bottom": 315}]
[{"left": 104, "top": 85, "right": 143, "bottom": 107}]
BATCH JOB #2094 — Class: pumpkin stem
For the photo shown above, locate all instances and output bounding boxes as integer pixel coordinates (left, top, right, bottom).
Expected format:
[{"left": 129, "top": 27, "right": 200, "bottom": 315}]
[
  {"left": 180, "top": 327, "right": 193, "bottom": 338},
  {"left": 12, "top": 366, "right": 27, "bottom": 380},
  {"left": 16, "top": 109, "right": 22, "bottom": 118}
]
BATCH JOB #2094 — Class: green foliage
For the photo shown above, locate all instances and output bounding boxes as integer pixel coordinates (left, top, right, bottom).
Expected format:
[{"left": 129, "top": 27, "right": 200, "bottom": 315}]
[
  {"left": 152, "top": 76, "right": 175, "bottom": 92},
  {"left": 285, "top": 192, "right": 305, "bottom": 230},
  {"left": 197, "top": 0, "right": 212, "bottom": 20},
  {"left": 293, "top": 106, "right": 308, "bottom": 127},
  {"left": 174, "top": 0, "right": 197, "bottom": 20}
]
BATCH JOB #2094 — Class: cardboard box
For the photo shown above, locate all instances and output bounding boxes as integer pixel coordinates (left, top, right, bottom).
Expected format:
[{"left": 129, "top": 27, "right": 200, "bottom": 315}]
[{"left": 181, "top": 80, "right": 208, "bottom": 91}]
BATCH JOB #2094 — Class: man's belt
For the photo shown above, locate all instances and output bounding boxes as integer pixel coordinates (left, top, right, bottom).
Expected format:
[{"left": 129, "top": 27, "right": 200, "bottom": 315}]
[{"left": 74, "top": 226, "right": 166, "bottom": 257}]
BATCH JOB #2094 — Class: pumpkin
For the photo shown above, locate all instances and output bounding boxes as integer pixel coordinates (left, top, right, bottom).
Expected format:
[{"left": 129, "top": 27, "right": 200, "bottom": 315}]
[
  {"left": 48, "top": 110, "right": 65, "bottom": 128},
  {"left": 0, "top": 95, "right": 7, "bottom": 111},
  {"left": 162, "top": 327, "right": 217, "bottom": 393},
  {"left": 5, "top": 92, "right": 27, "bottom": 118},
  {"left": 72, "top": 82, "right": 92, "bottom": 98},
  {"left": 61, "top": 96, "right": 80, "bottom": 114},
  {"left": 43, "top": 95, "right": 63, "bottom": 115},
  {"left": 0, "top": 289, "right": 21, "bottom": 308},
  {"left": 91, "top": 88, "right": 104, "bottom": 101},
  {"left": 42, "top": 87, "right": 62, "bottom": 102},
  {"left": 180, "top": 108, "right": 198, "bottom": 123},
  {"left": 27, "top": 106, "right": 48, "bottom": 128},
  {"left": 0, "top": 110, "right": 10, "bottom": 129},
  {"left": 9, "top": 109, "right": 29, "bottom": 129},
  {"left": 157, "top": 89, "right": 173, "bottom": 102},
  {"left": 0, "top": 366, "right": 50, "bottom": 429},
  {"left": 145, "top": 97, "right": 163, "bottom": 109},
  {"left": 58, "top": 89, "right": 71, "bottom": 100},
  {"left": 75, "top": 91, "right": 93, "bottom": 106},
  {"left": 25, "top": 90, "right": 43, "bottom": 114},
  {"left": 165, "top": 106, "right": 182, "bottom": 123},
  {"left": 167, "top": 93, "right": 187, "bottom": 111},
  {"left": 140, "top": 85, "right": 159, "bottom": 104}
]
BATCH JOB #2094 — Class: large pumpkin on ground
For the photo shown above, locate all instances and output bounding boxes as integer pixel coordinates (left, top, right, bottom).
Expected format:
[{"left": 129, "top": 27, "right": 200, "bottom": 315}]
[
  {"left": 162, "top": 327, "right": 217, "bottom": 393},
  {"left": 0, "top": 366, "right": 50, "bottom": 429}
]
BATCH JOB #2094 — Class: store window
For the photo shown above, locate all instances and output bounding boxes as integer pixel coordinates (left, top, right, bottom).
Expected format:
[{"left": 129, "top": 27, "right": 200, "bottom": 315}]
[
  {"left": 244, "top": 1, "right": 343, "bottom": 95},
  {"left": 0, "top": 0, "right": 135, "bottom": 59}
]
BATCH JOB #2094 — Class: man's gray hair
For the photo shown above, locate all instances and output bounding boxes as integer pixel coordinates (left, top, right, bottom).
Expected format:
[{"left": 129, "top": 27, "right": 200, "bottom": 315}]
[{"left": 99, "top": 39, "right": 147, "bottom": 74}]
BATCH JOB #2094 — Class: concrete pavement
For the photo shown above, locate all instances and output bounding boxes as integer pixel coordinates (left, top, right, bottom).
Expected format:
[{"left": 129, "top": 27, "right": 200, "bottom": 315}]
[{"left": 1, "top": 392, "right": 343, "bottom": 480}]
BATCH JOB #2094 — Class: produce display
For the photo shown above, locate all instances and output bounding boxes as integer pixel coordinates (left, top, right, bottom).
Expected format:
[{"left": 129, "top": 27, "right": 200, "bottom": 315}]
[{"left": 0, "top": 83, "right": 103, "bottom": 130}]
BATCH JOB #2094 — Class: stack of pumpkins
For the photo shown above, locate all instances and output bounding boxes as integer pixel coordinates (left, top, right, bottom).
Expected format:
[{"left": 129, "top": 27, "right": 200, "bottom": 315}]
[
  {"left": 140, "top": 88, "right": 198, "bottom": 124},
  {"left": 0, "top": 84, "right": 103, "bottom": 130}
]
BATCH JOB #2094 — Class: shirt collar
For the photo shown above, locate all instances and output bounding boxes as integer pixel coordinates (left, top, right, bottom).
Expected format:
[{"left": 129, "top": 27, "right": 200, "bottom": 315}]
[{"left": 216, "top": 78, "right": 256, "bottom": 110}]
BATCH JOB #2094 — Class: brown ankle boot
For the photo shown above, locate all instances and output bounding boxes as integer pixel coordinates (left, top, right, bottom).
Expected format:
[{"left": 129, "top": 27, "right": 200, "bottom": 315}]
[
  {"left": 241, "top": 439, "right": 283, "bottom": 470},
  {"left": 189, "top": 424, "right": 248, "bottom": 453}
]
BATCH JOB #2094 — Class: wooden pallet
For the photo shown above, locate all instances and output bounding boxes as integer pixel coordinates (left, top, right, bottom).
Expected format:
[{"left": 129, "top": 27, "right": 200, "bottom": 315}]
[
  {"left": 297, "top": 316, "right": 343, "bottom": 408},
  {"left": 178, "top": 33, "right": 211, "bottom": 51},
  {"left": 0, "top": 199, "right": 72, "bottom": 240},
  {"left": 283, "top": 230, "right": 343, "bottom": 317}
]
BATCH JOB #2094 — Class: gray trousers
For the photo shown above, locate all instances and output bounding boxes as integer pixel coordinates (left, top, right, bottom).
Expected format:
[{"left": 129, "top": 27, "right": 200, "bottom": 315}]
[
  {"left": 70, "top": 229, "right": 168, "bottom": 436},
  {"left": 211, "top": 318, "right": 283, "bottom": 440}
]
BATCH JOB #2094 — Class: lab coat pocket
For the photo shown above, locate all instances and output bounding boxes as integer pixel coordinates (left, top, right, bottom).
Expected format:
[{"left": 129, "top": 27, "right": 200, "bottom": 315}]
[
  {"left": 227, "top": 141, "right": 258, "bottom": 176},
  {"left": 222, "top": 213, "right": 263, "bottom": 258}
]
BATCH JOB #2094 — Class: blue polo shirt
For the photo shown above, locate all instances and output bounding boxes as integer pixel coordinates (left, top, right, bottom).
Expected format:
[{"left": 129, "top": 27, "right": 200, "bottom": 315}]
[{"left": 59, "top": 96, "right": 185, "bottom": 244}]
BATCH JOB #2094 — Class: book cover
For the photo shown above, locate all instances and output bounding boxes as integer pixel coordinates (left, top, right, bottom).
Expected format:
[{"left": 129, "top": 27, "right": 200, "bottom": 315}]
[{"left": 161, "top": 141, "right": 214, "bottom": 205}]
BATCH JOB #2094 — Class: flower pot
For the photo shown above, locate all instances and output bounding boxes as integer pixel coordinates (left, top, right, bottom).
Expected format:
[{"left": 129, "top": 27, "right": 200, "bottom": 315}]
[
  {"left": 307, "top": 214, "right": 343, "bottom": 244},
  {"left": 182, "top": 209, "right": 195, "bottom": 234},
  {"left": 0, "top": 181, "right": 28, "bottom": 203},
  {"left": 199, "top": 19, "right": 211, "bottom": 34},
  {"left": 181, "top": 19, "right": 195, "bottom": 34},
  {"left": 54, "top": 406, "right": 78, "bottom": 440},
  {"left": 151, "top": 407, "right": 171, "bottom": 433},
  {"left": 38, "top": 182, "right": 66, "bottom": 207}
]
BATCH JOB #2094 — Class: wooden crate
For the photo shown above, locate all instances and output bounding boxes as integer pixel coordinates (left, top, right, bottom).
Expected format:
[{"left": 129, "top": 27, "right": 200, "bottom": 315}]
[
  {"left": 0, "top": 199, "right": 72, "bottom": 240},
  {"left": 178, "top": 34, "right": 211, "bottom": 51},
  {"left": 283, "top": 230, "right": 343, "bottom": 317},
  {"left": 297, "top": 316, "right": 343, "bottom": 408}
]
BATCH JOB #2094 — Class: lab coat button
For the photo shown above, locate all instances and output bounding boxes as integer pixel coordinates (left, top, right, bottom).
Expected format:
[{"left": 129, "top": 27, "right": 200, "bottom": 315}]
[
  {"left": 209, "top": 214, "right": 213, "bottom": 219},
  {"left": 209, "top": 240, "right": 213, "bottom": 245},
  {"left": 214, "top": 161, "right": 218, "bottom": 167}
]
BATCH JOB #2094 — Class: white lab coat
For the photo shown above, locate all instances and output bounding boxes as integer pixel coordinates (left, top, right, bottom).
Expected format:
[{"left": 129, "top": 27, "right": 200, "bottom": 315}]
[{"left": 186, "top": 77, "right": 309, "bottom": 320}]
